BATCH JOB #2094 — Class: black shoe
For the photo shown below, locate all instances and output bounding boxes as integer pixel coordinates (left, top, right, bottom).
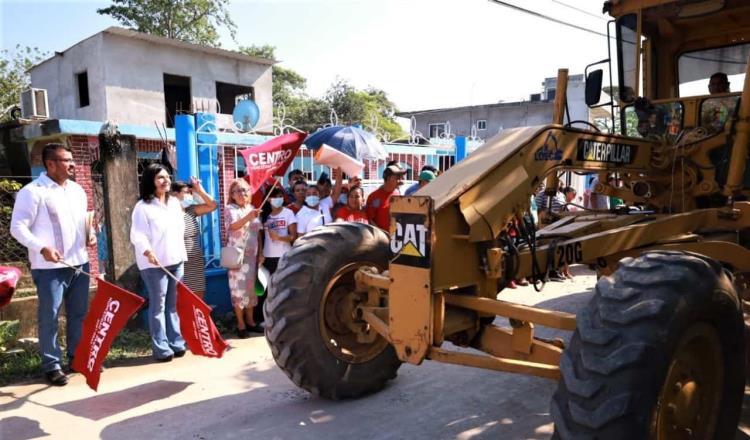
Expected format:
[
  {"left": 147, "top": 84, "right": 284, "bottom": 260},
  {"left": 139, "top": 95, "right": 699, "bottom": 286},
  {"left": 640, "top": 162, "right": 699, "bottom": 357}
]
[
  {"left": 247, "top": 323, "right": 265, "bottom": 334},
  {"left": 174, "top": 350, "right": 186, "bottom": 358},
  {"left": 155, "top": 355, "right": 174, "bottom": 363},
  {"left": 45, "top": 369, "right": 68, "bottom": 386},
  {"left": 237, "top": 328, "right": 249, "bottom": 339}
]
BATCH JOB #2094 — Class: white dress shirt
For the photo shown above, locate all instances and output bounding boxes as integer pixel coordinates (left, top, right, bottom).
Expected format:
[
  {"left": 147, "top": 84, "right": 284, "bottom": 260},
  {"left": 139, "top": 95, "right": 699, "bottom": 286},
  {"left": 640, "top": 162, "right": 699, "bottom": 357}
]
[
  {"left": 296, "top": 205, "right": 332, "bottom": 234},
  {"left": 130, "top": 196, "right": 187, "bottom": 270},
  {"left": 10, "top": 173, "right": 89, "bottom": 270}
]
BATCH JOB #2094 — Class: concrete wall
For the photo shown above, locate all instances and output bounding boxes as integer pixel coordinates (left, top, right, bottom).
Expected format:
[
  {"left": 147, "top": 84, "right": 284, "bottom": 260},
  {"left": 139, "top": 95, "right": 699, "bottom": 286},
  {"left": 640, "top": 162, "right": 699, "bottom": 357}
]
[
  {"left": 30, "top": 34, "right": 107, "bottom": 121},
  {"left": 100, "top": 33, "right": 273, "bottom": 129},
  {"left": 412, "top": 101, "right": 555, "bottom": 139},
  {"left": 30, "top": 32, "right": 273, "bottom": 130},
  {"left": 407, "top": 77, "right": 589, "bottom": 139}
]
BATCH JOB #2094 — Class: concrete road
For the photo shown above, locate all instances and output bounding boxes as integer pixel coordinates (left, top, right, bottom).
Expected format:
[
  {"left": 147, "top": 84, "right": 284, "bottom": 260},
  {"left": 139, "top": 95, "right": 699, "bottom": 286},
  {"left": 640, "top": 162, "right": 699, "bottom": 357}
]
[{"left": 2, "top": 267, "right": 750, "bottom": 440}]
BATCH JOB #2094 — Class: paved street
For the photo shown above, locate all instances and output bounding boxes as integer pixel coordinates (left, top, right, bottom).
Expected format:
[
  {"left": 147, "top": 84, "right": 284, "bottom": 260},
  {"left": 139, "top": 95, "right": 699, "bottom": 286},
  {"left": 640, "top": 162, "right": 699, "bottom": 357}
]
[{"left": 3, "top": 267, "right": 750, "bottom": 439}]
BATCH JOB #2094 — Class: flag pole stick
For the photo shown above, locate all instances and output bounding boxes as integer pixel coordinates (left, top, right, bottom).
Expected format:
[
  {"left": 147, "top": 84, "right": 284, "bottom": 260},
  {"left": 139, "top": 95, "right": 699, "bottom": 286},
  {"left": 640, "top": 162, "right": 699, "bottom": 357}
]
[
  {"left": 59, "top": 260, "right": 97, "bottom": 279},
  {"left": 155, "top": 263, "right": 182, "bottom": 284},
  {"left": 257, "top": 177, "right": 280, "bottom": 209}
]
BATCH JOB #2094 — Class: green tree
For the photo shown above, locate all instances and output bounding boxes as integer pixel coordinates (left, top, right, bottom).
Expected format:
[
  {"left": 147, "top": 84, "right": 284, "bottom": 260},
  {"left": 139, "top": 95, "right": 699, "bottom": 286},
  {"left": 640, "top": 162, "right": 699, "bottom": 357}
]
[
  {"left": 97, "top": 0, "right": 236, "bottom": 47},
  {"left": 0, "top": 45, "right": 47, "bottom": 122},
  {"left": 323, "top": 79, "right": 405, "bottom": 140},
  {"left": 237, "top": 45, "right": 307, "bottom": 108},
  {"left": 236, "top": 47, "right": 404, "bottom": 138}
]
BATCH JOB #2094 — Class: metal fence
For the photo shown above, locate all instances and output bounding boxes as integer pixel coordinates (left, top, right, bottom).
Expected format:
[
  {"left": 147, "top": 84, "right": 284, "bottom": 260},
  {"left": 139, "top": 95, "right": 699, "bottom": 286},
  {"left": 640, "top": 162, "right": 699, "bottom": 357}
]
[
  {"left": 223, "top": 145, "right": 456, "bottom": 197},
  {"left": 0, "top": 177, "right": 32, "bottom": 268}
]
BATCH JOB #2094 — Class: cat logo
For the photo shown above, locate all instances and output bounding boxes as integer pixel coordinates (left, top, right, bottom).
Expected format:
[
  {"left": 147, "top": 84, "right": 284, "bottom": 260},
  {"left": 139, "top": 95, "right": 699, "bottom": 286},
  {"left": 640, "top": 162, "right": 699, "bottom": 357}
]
[{"left": 390, "top": 214, "right": 431, "bottom": 268}]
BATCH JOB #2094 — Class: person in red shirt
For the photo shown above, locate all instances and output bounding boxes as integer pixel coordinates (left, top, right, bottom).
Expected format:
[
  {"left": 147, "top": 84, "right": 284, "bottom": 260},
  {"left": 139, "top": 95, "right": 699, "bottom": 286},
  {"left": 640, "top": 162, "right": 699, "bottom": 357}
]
[
  {"left": 286, "top": 180, "right": 307, "bottom": 214},
  {"left": 366, "top": 162, "right": 405, "bottom": 230},
  {"left": 335, "top": 186, "right": 368, "bottom": 224}
]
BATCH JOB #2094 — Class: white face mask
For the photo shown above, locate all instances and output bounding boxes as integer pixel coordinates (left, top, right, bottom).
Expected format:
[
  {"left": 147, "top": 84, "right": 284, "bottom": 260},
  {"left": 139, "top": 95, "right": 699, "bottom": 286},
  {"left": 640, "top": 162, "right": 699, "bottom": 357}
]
[
  {"left": 270, "top": 197, "right": 284, "bottom": 208},
  {"left": 181, "top": 194, "right": 194, "bottom": 208}
]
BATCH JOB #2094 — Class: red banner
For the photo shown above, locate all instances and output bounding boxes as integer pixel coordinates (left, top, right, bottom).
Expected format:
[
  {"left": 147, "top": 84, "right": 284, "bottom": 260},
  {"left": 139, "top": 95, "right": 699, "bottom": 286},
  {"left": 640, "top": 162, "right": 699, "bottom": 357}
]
[
  {"left": 72, "top": 279, "right": 145, "bottom": 391},
  {"left": 0, "top": 266, "right": 22, "bottom": 308},
  {"left": 239, "top": 132, "right": 306, "bottom": 194},
  {"left": 176, "top": 282, "right": 228, "bottom": 358}
]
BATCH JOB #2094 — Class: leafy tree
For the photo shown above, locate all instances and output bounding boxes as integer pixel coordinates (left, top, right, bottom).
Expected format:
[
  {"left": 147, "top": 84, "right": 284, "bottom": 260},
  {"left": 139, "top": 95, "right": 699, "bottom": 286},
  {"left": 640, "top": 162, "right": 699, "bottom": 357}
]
[
  {"left": 0, "top": 45, "right": 47, "bottom": 122},
  {"left": 237, "top": 45, "right": 307, "bottom": 108},
  {"left": 237, "top": 46, "right": 404, "bottom": 138},
  {"left": 323, "top": 79, "right": 405, "bottom": 140},
  {"left": 97, "top": 0, "right": 236, "bottom": 47}
]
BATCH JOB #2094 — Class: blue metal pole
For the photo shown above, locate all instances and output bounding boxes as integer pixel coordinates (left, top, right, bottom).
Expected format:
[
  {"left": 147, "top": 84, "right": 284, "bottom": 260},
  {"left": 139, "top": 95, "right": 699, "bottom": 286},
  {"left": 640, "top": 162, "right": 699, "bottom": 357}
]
[
  {"left": 175, "top": 114, "right": 197, "bottom": 181},
  {"left": 455, "top": 136, "right": 467, "bottom": 163},
  {"left": 195, "top": 112, "right": 221, "bottom": 262}
]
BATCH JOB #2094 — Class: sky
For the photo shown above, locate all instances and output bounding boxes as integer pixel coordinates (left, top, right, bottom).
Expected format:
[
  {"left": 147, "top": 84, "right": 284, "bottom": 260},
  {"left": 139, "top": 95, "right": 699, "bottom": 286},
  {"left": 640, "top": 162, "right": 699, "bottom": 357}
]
[{"left": 0, "top": 0, "right": 613, "bottom": 112}]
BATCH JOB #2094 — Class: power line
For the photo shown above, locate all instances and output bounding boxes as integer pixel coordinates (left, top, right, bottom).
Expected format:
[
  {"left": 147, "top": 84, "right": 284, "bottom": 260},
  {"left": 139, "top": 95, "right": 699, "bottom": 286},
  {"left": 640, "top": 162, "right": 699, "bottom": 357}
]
[
  {"left": 547, "top": 0, "right": 608, "bottom": 21},
  {"left": 487, "top": 0, "right": 609, "bottom": 38}
]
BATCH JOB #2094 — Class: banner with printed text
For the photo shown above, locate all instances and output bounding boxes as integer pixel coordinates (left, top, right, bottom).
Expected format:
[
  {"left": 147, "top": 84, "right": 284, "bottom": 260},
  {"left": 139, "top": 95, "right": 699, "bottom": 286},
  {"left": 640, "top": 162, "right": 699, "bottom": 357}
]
[
  {"left": 239, "top": 132, "right": 307, "bottom": 193},
  {"left": 72, "top": 279, "right": 145, "bottom": 391},
  {"left": 176, "top": 282, "right": 228, "bottom": 358}
]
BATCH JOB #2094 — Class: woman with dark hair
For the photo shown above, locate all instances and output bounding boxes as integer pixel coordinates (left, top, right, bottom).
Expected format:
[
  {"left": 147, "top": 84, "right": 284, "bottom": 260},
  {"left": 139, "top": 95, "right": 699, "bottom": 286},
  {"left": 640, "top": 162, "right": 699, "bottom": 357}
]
[
  {"left": 334, "top": 185, "right": 368, "bottom": 224},
  {"left": 171, "top": 177, "right": 217, "bottom": 299},
  {"left": 260, "top": 186, "right": 297, "bottom": 324},
  {"left": 130, "top": 163, "right": 187, "bottom": 362}
]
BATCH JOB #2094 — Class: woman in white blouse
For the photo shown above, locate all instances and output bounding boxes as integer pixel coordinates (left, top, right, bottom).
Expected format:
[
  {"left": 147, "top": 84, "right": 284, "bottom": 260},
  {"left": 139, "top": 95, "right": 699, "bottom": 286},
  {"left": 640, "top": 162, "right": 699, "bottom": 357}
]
[{"left": 130, "top": 164, "right": 188, "bottom": 362}]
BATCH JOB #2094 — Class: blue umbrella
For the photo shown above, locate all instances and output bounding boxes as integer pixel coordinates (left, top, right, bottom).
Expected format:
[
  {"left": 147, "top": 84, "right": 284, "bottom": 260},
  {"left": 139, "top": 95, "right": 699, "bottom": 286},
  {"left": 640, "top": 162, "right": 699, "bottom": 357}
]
[{"left": 304, "top": 125, "right": 387, "bottom": 161}]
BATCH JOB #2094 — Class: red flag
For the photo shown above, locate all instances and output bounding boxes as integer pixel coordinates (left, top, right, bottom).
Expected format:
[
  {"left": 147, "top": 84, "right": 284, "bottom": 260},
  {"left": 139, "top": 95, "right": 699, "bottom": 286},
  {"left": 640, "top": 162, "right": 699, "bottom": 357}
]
[
  {"left": 176, "top": 282, "right": 228, "bottom": 358},
  {"left": 72, "top": 279, "right": 145, "bottom": 391},
  {"left": 0, "top": 266, "right": 22, "bottom": 308},
  {"left": 239, "top": 132, "right": 306, "bottom": 193}
]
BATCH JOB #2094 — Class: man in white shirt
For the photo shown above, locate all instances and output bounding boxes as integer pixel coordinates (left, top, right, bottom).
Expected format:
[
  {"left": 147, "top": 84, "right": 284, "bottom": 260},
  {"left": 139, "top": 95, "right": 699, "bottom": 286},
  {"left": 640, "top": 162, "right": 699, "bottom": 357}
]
[{"left": 10, "top": 143, "right": 95, "bottom": 386}]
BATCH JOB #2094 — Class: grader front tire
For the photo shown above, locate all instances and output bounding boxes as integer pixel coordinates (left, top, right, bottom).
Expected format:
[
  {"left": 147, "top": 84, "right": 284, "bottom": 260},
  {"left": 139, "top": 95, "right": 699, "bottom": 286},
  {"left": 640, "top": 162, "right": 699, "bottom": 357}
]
[
  {"left": 263, "top": 223, "right": 401, "bottom": 400},
  {"left": 551, "top": 251, "right": 744, "bottom": 439}
]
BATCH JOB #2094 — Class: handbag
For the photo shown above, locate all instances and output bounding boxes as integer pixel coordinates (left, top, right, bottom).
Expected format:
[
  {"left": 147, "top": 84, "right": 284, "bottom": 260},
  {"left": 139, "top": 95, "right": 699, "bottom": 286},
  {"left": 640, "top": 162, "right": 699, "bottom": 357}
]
[{"left": 220, "top": 245, "right": 245, "bottom": 269}]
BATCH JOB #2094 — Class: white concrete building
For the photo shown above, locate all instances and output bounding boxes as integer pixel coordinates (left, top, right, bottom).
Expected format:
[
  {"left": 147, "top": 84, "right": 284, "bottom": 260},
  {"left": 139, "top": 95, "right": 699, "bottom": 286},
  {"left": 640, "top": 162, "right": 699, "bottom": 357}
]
[
  {"left": 397, "top": 74, "right": 598, "bottom": 140},
  {"left": 29, "top": 27, "right": 274, "bottom": 130}
]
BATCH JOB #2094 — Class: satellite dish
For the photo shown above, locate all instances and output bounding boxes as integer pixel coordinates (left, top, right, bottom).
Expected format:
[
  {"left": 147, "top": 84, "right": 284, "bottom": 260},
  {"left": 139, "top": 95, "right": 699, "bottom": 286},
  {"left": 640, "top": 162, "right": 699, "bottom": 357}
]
[{"left": 232, "top": 99, "right": 260, "bottom": 131}]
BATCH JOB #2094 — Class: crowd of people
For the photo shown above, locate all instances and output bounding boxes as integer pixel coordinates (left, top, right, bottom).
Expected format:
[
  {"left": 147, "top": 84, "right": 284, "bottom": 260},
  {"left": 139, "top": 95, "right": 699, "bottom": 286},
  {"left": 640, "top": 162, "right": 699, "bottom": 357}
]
[{"left": 9, "top": 141, "right": 441, "bottom": 386}]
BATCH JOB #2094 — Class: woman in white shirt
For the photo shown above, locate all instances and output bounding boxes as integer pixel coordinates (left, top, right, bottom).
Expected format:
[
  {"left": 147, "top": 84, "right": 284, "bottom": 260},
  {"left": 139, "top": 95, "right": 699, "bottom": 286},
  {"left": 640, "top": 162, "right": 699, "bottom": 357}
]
[
  {"left": 296, "top": 185, "right": 332, "bottom": 236},
  {"left": 130, "top": 164, "right": 188, "bottom": 362}
]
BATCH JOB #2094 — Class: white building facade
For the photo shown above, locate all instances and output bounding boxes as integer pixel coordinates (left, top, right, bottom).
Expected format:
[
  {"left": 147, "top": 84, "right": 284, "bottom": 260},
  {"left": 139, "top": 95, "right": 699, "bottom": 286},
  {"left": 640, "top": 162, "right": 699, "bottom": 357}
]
[{"left": 29, "top": 27, "right": 274, "bottom": 130}]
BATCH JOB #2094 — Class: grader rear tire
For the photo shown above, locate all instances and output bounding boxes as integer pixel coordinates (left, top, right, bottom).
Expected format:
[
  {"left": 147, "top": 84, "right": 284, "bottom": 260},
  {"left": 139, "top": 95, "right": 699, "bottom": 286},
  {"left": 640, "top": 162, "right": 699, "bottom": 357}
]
[
  {"left": 263, "top": 222, "right": 401, "bottom": 399},
  {"left": 551, "top": 251, "right": 744, "bottom": 439}
]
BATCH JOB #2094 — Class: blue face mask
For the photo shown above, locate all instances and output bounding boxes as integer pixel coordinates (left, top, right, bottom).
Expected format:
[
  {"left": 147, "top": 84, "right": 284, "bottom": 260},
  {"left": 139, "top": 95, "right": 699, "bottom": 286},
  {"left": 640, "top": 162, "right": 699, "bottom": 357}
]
[
  {"left": 306, "top": 195, "right": 320, "bottom": 207},
  {"left": 270, "top": 197, "right": 284, "bottom": 209},
  {"left": 338, "top": 194, "right": 348, "bottom": 205}
]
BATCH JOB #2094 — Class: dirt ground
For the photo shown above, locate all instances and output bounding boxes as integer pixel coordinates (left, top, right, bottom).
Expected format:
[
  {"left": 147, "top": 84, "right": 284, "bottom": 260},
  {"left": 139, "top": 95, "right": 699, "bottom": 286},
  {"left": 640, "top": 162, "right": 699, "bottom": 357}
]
[{"left": 2, "top": 266, "right": 750, "bottom": 439}]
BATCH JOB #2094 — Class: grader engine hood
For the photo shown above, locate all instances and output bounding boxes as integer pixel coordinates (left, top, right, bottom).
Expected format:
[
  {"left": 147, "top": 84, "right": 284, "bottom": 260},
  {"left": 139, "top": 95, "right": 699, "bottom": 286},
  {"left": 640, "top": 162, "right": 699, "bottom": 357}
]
[{"left": 415, "top": 125, "right": 651, "bottom": 242}]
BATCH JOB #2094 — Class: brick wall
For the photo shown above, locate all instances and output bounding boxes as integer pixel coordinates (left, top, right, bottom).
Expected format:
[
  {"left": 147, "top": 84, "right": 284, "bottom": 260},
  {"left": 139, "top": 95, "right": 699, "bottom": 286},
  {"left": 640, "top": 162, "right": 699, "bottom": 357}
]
[
  {"left": 218, "top": 146, "right": 236, "bottom": 246},
  {"left": 68, "top": 135, "right": 100, "bottom": 278}
]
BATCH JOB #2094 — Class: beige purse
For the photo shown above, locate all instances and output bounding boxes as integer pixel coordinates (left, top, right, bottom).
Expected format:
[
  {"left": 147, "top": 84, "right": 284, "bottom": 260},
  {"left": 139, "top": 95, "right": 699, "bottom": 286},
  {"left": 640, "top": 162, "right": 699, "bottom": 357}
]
[{"left": 220, "top": 245, "right": 245, "bottom": 269}]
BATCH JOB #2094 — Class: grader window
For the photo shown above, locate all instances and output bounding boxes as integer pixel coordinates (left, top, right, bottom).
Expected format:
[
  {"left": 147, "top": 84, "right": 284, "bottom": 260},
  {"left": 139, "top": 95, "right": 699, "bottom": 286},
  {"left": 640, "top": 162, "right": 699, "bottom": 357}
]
[
  {"left": 616, "top": 14, "right": 640, "bottom": 103},
  {"left": 624, "top": 102, "right": 683, "bottom": 141},
  {"left": 700, "top": 96, "right": 739, "bottom": 134},
  {"left": 678, "top": 43, "right": 750, "bottom": 97}
]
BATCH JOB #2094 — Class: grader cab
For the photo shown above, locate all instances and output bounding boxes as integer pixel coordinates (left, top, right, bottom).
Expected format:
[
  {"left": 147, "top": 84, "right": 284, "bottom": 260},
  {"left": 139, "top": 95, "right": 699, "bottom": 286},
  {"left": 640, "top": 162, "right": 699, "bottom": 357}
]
[{"left": 265, "top": 1, "right": 750, "bottom": 438}]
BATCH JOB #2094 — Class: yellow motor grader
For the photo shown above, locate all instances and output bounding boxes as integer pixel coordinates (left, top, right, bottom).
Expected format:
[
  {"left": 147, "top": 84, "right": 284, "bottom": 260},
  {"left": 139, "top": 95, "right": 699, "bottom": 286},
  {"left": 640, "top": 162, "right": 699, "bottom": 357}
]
[{"left": 265, "top": 1, "right": 750, "bottom": 437}]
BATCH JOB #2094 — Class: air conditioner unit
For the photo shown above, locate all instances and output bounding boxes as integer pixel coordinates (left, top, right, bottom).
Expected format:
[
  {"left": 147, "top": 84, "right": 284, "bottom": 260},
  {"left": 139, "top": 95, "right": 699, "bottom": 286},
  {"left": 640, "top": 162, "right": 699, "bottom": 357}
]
[{"left": 20, "top": 88, "right": 49, "bottom": 119}]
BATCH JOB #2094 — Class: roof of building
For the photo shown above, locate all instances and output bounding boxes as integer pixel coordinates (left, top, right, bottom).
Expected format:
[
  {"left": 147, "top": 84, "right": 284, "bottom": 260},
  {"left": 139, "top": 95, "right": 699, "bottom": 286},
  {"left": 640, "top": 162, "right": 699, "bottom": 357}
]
[
  {"left": 396, "top": 99, "right": 553, "bottom": 117},
  {"left": 32, "top": 26, "right": 276, "bottom": 71}
]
